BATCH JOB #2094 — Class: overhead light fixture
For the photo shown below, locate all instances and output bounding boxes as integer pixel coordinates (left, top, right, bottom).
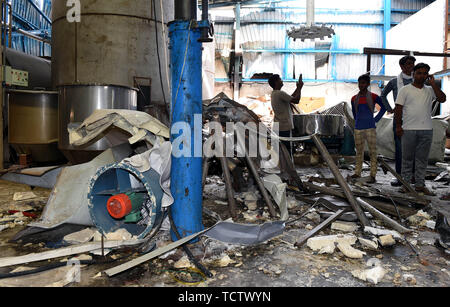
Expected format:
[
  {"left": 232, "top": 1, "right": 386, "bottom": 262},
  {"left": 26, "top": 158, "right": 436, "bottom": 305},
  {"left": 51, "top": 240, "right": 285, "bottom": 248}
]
[{"left": 287, "top": 0, "right": 335, "bottom": 42}]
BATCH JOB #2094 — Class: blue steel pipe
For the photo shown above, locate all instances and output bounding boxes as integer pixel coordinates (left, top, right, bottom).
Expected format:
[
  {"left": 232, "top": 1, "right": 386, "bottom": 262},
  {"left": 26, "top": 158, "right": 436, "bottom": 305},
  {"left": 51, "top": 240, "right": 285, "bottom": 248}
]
[{"left": 169, "top": 20, "right": 207, "bottom": 242}]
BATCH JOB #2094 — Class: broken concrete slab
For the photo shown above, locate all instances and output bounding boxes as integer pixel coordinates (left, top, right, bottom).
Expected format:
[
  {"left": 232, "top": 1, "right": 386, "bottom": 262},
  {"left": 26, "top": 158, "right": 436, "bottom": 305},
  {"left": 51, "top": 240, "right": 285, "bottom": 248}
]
[
  {"left": 93, "top": 229, "right": 138, "bottom": 242},
  {"left": 426, "top": 220, "right": 436, "bottom": 230},
  {"left": 351, "top": 258, "right": 386, "bottom": 285},
  {"left": 337, "top": 242, "right": 366, "bottom": 259},
  {"left": 352, "top": 265, "right": 386, "bottom": 285},
  {"left": 305, "top": 211, "right": 321, "bottom": 224},
  {"left": 403, "top": 274, "right": 417, "bottom": 285},
  {"left": 245, "top": 201, "right": 258, "bottom": 211},
  {"left": 63, "top": 228, "right": 96, "bottom": 244},
  {"left": 12, "top": 191, "right": 38, "bottom": 201},
  {"left": 218, "top": 254, "right": 236, "bottom": 267},
  {"left": 364, "top": 226, "right": 403, "bottom": 240},
  {"left": 407, "top": 210, "right": 433, "bottom": 227},
  {"left": 358, "top": 237, "right": 379, "bottom": 250},
  {"left": 331, "top": 221, "right": 359, "bottom": 232},
  {"left": 379, "top": 234, "right": 396, "bottom": 247},
  {"left": 174, "top": 256, "right": 193, "bottom": 269},
  {"left": 306, "top": 234, "right": 357, "bottom": 254}
]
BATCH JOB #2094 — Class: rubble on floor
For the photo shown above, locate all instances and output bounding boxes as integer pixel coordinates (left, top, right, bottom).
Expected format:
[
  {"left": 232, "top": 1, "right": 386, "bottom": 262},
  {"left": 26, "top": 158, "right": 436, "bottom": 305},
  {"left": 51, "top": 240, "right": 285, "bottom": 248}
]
[{"left": 0, "top": 93, "right": 449, "bottom": 287}]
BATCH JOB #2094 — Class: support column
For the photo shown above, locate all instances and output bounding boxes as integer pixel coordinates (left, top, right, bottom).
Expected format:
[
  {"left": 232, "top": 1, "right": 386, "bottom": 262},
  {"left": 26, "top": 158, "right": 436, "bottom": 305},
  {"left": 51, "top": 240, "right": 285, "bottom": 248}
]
[
  {"left": 382, "top": 0, "right": 391, "bottom": 75},
  {"left": 233, "top": 2, "right": 241, "bottom": 101},
  {"left": 169, "top": 19, "right": 204, "bottom": 242}
]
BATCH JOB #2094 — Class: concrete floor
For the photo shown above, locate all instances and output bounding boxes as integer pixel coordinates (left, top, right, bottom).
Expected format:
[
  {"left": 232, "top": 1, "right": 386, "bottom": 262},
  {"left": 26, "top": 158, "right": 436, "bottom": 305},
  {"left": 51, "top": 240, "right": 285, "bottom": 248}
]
[{"left": 0, "top": 159, "right": 448, "bottom": 288}]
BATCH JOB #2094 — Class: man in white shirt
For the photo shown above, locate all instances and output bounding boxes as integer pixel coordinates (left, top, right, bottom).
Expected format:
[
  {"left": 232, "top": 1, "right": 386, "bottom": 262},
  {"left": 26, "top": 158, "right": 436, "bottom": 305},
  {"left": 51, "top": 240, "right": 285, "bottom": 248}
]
[{"left": 394, "top": 63, "right": 446, "bottom": 196}]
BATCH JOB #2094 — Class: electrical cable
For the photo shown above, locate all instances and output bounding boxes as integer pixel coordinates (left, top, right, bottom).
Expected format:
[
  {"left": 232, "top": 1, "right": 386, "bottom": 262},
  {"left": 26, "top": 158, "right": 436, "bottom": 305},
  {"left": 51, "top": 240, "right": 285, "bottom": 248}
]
[{"left": 168, "top": 207, "right": 213, "bottom": 278}]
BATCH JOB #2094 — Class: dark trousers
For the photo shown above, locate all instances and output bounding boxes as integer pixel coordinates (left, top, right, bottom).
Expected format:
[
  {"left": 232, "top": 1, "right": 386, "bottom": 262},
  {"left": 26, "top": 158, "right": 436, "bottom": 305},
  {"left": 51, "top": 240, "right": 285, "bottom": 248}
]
[
  {"left": 279, "top": 130, "right": 293, "bottom": 155},
  {"left": 401, "top": 130, "right": 433, "bottom": 188},
  {"left": 393, "top": 121, "right": 402, "bottom": 174}
]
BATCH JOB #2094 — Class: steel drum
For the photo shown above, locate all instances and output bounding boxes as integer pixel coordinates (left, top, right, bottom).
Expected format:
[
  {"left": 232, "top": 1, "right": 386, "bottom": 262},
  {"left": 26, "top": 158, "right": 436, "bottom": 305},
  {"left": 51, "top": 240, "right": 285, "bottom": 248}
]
[{"left": 293, "top": 114, "right": 344, "bottom": 137}]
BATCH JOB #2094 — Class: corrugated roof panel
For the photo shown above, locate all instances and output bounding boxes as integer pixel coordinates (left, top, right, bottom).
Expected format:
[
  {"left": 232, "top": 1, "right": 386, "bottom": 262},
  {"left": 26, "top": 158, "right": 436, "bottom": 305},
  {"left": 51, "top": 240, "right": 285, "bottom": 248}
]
[
  {"left": 333, "top": 24, "right": 384, "bottom": 50},
  {"left": 212, "top": 0, "right": 436, "bottom": 81},
  {"left": 335, "top": 54, "right": 383, "bottom": 80},
  {"left": 243, "top": 53, "right": 285, "bottom": 78}
]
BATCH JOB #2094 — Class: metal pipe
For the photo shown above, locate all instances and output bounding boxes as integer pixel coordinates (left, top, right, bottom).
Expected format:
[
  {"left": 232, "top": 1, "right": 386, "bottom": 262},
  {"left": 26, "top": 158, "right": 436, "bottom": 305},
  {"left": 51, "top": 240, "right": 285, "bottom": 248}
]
[
  {"left": 363, "top": 47, "right": 450, "bottom": 58},
  {"left": 219, "top": 155, "right": 238, "bottom": 219},
  {"left": 26, "top": 0, "right": 52, "bottom": 25},
  {"left": 15, "top": 28, "right": 51, "bottom": 44},
  {"left": 198, "top": 0, "right": 212, "bottom": 43},
  {"left": 306, "top": 0, "right": 315, "bottom": 27},
  {"left": 7, "top": 2, "right": 11, "bottom": 48},
  {"left": 174, "top": 0, "right": 197, "bottom": 21},
  {"left": 244, "top": 148, "right": 278, "bottom": 218},
  {"left": 311, "top": 134, "right": 370, "bottom": 226},
  {"left": 169, "top": 20, "right": 204, "bottom": 242}
]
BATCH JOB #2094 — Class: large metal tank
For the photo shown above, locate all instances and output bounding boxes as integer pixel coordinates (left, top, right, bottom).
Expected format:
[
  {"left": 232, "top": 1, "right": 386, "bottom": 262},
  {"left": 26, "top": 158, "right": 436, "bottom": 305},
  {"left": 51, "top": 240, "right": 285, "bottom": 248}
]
[
  {"left": 52, "top": 0, "right": 174, "bottom": 163},
  {"left": 7, "top": 90, "right": 65, "bottom": 163}
]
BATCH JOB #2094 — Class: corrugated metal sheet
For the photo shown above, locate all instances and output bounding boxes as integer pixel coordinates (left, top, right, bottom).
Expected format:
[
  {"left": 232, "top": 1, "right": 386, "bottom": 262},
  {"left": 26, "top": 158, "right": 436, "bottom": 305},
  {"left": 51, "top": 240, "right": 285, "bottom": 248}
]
[
  {"left": 212, "top": 0, "right": 436, "bottom": 81},
  {"left": 8, "top": 0, "right": 51, "bottom": 57}
]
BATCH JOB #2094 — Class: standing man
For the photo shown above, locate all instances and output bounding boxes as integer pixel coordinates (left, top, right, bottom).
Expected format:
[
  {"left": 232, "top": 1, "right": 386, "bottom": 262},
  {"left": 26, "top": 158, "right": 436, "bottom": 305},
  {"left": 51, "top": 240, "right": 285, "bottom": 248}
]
[
  {"left": 351, "top": 74, "right": 386, "bottom": 183},
  {"left": 394, "top": 63, "right": 446, "bottom": 196},
  {"left": 268, "top": 74, "right": 303, "bottom": 155},
  {"left": 380, "top": 55, "right": 416, "bottom": 186}
]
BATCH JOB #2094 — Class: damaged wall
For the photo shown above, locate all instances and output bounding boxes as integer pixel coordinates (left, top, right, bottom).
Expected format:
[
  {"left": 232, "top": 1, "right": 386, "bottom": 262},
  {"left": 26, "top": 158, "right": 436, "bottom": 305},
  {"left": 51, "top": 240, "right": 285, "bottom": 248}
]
[{"left": 385, "top": 0, "right": 447, "bottom": 75}]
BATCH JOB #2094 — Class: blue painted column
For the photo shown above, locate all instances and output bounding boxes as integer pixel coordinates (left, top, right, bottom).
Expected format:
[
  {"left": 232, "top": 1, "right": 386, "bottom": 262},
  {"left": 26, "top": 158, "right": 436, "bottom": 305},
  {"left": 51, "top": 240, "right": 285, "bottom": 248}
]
[
  {"left": 382, "top": 0, "right": 391, "bottom": 75},
  {"left": 169, "top": 20, "right": 206, "bottom": 242},
  {"left": 331, "top": 34, "right": 338, "bottom": 80}
]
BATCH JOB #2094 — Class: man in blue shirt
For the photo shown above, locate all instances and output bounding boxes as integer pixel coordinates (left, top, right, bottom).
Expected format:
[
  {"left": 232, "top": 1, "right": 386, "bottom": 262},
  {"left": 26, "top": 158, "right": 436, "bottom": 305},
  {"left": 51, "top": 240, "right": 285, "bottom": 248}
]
[
  {"left": 380, "top": 55, "right": 416, "bottom": 186},
  {"left": 351, "top": 74, "right": 386, "bottom": 183}
]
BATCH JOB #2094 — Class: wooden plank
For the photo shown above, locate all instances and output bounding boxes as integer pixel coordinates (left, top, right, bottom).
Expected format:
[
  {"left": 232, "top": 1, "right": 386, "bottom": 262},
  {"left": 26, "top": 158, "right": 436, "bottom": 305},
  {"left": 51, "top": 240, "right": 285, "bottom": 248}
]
[
  {"left": 356, "top": 197, "right": 412, "bottom": 234},
  {"left": 0, "top": 240, "right": 143, "bottom": 268},
  {"left": 104, "top": 229, "right": 210, "bottom": 277},
  {"left": 294, "top": 209, "right": 346, "bottom": 248}
]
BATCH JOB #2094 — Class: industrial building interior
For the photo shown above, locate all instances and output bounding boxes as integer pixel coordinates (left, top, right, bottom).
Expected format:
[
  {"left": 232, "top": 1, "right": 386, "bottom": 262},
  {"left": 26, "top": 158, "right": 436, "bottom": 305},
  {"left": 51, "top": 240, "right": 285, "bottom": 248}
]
[{"left": 0, "top": 0, "right": 448, "bottom": 291}]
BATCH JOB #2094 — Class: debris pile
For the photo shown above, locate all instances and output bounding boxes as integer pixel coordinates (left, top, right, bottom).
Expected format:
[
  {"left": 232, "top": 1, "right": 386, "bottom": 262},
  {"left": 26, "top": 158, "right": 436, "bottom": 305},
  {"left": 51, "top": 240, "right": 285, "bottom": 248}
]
[{"left": 0, "top": 93, "right": 448, "bottom": 287}]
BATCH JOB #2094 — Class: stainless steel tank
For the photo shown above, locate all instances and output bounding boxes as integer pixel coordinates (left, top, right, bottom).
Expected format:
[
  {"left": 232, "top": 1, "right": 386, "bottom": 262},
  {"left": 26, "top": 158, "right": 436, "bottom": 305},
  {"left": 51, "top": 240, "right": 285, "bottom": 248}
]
[
  {"left": 293, "top": 114, "right": 344, "bottom": 137},
  {"left": 51, "top": 0, "right": 174, "bottom": 163},
  {"left": 7, "top": 90, "right": 65, "bottom": 163}
]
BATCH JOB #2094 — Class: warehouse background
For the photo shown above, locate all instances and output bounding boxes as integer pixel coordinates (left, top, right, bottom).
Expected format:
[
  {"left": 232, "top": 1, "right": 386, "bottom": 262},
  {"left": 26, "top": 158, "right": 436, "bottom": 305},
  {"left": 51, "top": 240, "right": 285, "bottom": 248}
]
[{"left": 4, "top": 0, "right": 450, "bottom": 114}]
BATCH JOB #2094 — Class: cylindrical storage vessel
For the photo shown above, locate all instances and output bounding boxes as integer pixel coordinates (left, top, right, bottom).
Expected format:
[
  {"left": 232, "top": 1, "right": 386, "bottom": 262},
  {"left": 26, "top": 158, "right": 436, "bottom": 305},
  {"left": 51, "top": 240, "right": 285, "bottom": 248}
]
[
  {"left": 58, "top": 85, "right": 137, "bottom": 164},
  {"left": 293, "top": 114, "right": 345, "bottom": 137},
  {"left": 7, "top": 90, "right": 65, "bottom": 163},
  {"left": 51, "top": 0, "right": 174, "bottom": 163},
  {"left": 87, "top": 162, "right": 163, "bottom": 239}
]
